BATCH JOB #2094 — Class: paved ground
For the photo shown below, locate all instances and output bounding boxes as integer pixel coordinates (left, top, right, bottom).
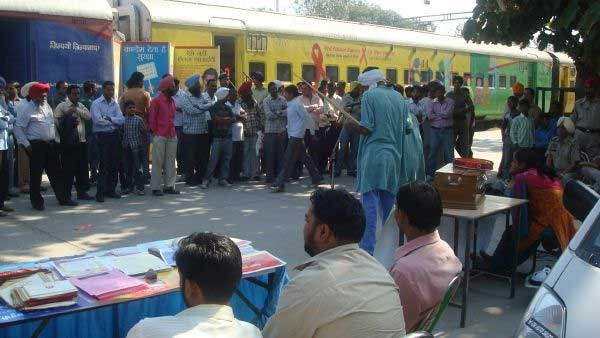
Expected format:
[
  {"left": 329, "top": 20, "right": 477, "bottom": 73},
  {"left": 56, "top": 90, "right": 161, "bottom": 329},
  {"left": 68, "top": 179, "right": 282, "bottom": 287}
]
[{"left": 0, "top": 129, "right": 543, "bottom": 337}]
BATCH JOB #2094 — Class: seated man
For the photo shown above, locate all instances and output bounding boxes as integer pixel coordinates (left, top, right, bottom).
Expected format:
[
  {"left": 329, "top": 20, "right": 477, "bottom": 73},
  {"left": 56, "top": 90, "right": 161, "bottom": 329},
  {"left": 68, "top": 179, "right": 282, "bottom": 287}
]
[
  {"left": 263, "top": 188, "right": 405, "bottom": 338},
  {"left": 390, "top": 182, "right": 462, "bottom": 332},
  {"left": 126, "top": 233, "right": 262, "bottom": 338}
]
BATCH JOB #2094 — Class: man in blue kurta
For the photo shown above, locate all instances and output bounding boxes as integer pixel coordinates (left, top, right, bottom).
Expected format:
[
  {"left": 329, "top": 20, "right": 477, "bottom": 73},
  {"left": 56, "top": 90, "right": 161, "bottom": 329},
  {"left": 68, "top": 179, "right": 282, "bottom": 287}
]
[{"left": 353, "top": 68, "right": 425, "bottom": 255}]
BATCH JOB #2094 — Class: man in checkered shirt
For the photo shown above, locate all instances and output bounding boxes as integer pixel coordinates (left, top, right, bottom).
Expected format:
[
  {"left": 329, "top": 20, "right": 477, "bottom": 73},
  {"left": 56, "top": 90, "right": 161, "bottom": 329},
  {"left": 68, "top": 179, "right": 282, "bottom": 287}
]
[
  {"left": 238, "top": 81, "right": 264, "bottom": 181},
  {"left": 122, "top": 100, "right": 146, "bottom": 195},
  {"left": 263, "top": 81, "right": 288, "bottom": 183}
]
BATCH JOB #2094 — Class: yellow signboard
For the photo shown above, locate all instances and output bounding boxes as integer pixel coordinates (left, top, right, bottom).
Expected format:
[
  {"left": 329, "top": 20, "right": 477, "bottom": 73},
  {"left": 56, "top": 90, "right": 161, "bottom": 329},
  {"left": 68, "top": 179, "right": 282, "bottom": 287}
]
[{"left": 174, "top": 46, "right": 220, "bottom": 86}]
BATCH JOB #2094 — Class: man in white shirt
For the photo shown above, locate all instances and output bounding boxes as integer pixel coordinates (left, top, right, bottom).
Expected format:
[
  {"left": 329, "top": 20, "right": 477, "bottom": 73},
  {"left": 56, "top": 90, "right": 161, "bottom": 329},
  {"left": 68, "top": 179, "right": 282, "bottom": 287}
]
[
  {"left": 262, "top": 188, "right": 406, "bottom": 338},
  {"left": 127, "top": 232, "right": 262, "bottom": 338}
]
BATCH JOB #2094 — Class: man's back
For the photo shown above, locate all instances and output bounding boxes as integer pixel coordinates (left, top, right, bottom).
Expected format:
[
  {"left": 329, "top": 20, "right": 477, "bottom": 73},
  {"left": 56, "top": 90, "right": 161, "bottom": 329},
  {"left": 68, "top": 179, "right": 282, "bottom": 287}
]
[
  {"left": 127, "top": 304, "right": 262, "bottom": 338},
  {"left": 263, "top": 244, "right": 405, "bottom": 338},
  {"left": 390, "top": 231, "right": 462, "bottom": 331},
  {"left": 356, "top": 85, "right": 408, "bottom": 195}
]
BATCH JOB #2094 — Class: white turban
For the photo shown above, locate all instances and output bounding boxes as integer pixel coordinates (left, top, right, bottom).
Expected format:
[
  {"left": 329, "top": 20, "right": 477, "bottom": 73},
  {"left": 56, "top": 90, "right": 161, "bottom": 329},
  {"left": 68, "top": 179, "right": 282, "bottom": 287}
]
[
  {"left": 274, "top": 80, "right": 284, "bottom": 89},
  {"left": 557, "top": 116, "right": 575, "bottom": 134},
  {"left": 358, "top": 69, "right": 385, "bottom": 88},
  {"left": 21, "top": 81, "right": 39, "bottom": 98},
  {"left": 215, "top": 87, "right": 230, "bottom": 100}
]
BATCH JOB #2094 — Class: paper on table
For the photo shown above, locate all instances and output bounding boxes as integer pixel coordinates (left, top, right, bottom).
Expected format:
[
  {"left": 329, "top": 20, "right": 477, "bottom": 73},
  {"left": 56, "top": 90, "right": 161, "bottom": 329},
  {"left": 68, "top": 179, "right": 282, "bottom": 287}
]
[
  {"left": 103, "top": 252, "right": 171, "bottom": 276},
  {"left": 52, "top": 257, "right": 109, "bottom": 278},
  {"left": 0, "top": 273, "right": 53, "bottom": 307},
  {"left": 242, "top": 251, "right": 285, "bottom": 275}
]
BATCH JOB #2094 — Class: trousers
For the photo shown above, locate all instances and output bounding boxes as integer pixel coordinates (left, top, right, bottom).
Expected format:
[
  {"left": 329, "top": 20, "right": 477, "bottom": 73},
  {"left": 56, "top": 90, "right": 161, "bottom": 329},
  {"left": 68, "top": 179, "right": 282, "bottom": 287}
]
[
  {"left": 274, "top": 137, "right": 321, "bottom": 188},
  {"left": 151, "top": 136, "right": 178, "bottom": 190},
  {"left": 96, "top": 132, "right": 120, "bottom": 197},
  {"left": 28, "top": 140, "right": 68, "bottom": 206},
  {"left": 61, "top": 142, "right": 90, "bottom": 199},
  {"left": 204, "top": 138, "right": 233, "bottom": 181},
  {"left": 243, "top": 135, "right": 260, "bottom": 178},
  {"left": 183, "top": 133, "right": 210, "bottom": 184},
  {"left": 359, "top": 189, "right": 396, "bottom": 255},
  {"left": 427, "top": 126, "right": 454, "bottom": 177},
  {"left": 264, "top": 132, "right": 287, "bottom": 183}
]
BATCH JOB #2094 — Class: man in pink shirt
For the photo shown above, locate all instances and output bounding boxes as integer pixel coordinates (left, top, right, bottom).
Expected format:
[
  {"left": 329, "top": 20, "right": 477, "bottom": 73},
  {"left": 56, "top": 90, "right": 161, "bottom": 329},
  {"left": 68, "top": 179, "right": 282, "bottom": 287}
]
[
  {"left": 149, "top": 75, "right": 179, "bottom": 196},
  {"left": 301, "top": 85, "right": 324, "bottom": 175},
  {"left": 390, "top": 181, "right": 462, "bottom": 332}
]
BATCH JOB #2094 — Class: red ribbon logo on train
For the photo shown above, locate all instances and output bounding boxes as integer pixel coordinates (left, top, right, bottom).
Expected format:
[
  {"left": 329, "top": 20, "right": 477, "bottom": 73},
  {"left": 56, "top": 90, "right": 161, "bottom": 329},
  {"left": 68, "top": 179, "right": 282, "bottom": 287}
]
[{"left": 311, "top": 43, "right": 328, "bottom": 86}]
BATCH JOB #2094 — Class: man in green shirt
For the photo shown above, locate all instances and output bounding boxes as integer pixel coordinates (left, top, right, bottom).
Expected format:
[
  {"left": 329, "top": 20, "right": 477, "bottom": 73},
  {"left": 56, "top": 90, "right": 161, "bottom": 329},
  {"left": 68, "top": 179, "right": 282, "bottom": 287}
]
[
  {"left": 510, "top": 99, "right": 534, "bottom": 149},
  {"left": 446, "top": 75, "right": 474, "bottom": 158}
]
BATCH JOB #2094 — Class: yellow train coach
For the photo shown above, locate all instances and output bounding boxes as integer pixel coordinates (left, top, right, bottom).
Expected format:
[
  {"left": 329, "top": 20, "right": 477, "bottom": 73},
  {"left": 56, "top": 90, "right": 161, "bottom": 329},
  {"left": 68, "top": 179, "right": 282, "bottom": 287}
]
[{"left": 124, "top": 0, "right": 576, "bottom": 115}]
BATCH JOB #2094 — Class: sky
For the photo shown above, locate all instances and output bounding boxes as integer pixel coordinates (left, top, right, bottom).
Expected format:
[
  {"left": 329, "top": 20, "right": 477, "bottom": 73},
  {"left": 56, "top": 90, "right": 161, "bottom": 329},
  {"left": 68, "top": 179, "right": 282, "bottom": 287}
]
[{"left": 217, "top": 0, "right": 478, "bottom": 35}]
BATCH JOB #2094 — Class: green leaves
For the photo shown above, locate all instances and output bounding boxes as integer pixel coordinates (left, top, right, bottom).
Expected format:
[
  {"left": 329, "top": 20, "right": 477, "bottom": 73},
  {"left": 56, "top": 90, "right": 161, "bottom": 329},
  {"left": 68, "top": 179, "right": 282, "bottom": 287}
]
[{"left": 557, "top": 0, "right": 579, "bottom": 28}]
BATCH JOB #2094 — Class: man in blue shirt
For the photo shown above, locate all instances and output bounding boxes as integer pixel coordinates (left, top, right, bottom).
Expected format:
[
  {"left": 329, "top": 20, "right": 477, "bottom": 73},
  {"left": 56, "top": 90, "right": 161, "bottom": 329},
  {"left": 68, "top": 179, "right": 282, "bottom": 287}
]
[
  {"left": 271, "top": 85, "right": 322, "bottom": 193},
  {"left": 91, "top": 81, "right": 124, "bottom": 202}
]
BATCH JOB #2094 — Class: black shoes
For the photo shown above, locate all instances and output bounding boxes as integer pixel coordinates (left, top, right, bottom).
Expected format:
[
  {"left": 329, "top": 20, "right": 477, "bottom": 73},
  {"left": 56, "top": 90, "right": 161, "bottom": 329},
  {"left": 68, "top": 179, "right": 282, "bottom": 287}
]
[
  {"left": 77, "top": 193, "right": 94, "bottom": 201},
  {"left": 152, "top": 190, "right": 164, "bottom": 196},
  {"left": 163, "top": 188, "right": 180, "bottom": 195},
  {"left": 59, "top": 199, "right": 79, "bottom": 207}
]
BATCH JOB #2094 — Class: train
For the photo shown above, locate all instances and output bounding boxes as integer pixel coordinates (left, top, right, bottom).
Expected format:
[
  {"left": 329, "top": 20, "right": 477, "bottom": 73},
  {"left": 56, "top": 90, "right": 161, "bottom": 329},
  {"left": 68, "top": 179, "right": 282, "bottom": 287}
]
[{"left": 0, "top": 0, "right": 577, "bottom": 117}]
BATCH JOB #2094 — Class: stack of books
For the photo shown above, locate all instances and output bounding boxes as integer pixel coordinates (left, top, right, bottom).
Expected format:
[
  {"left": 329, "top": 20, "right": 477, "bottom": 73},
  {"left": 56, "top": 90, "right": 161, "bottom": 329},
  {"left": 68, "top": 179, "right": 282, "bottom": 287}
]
[
  {"left": 69, "top": 270, "right": 148, "bottom": 300},
  {"left": 0, "top": 272, "right": 78, "bottom": 311}
]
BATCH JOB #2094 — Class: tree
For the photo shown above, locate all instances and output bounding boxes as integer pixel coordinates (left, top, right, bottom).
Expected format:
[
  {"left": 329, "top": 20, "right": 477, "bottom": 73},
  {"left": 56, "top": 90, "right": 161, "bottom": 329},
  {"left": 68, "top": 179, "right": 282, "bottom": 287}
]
[
  {"left": 462, "top": 0, "right": 600, "bottom": 95},
  {"left": 294, "top": 0, "right": 435, "bottom": 31}
]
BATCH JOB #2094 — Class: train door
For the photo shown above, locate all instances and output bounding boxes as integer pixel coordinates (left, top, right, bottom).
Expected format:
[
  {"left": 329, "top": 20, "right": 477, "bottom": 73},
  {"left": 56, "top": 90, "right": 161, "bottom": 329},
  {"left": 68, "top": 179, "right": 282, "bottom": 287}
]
[{"left": 214, "top": 35, "right": 236, "bottom": 84}]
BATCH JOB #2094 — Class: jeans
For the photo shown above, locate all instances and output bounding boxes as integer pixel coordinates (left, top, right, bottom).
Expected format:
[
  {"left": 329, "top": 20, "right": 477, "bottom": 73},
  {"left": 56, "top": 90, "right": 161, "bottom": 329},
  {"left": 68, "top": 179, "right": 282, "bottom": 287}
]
[
  {"left": 183, "top": 133, "right": 210, "bottom": 184},
  {"left": 141, "top": 134, "right": 151, "bottom": 178},
  {"left": 229, "top": 141, "right": 244, "bottom": 181},
  {"left": 305, "top": 130, "right": 322, "bottom": 175},
  {"left": 123, "top": 146, "right": 144, "bottom": 191},
  {"left": 335, "top": 127, "right": 359, "bottom": 175},
  {"left": 264, "top": 132, "right": 287, "bottom": 183},
  {"left": 151, "top": 136, "right": 178, "bottom": 190},
  {"left": 29, "top": 140, "right": 68, "bottom": 206},
  {"left": 427, "top": 126, "right": 454, "bottom": 177},
  {"left": 175, "top": 126, "right": 185, "bottom": 174},
  {"left": 274, "top": 137, "right": 321, "bottom": 188},
  {"left": 359, "top": 189, "right": 396, "bottom": 255},
  {"left": 243, "top": 135, "right": 260, "bottom": 178},
  {"left": 96, "top": 132, "right": 120, "bottom": 198},
  {"left": 204, "top": 137, "right": 233, "bottom": 181}
]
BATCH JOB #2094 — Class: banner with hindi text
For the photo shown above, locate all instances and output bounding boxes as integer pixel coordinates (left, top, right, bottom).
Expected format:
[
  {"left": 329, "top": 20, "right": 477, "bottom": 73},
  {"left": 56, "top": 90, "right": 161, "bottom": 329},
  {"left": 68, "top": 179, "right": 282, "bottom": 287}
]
[
  {"left": 174, "top": 47, "right": 220, "bottom": 88},
  {"left": 121, "top": 42, "right": 170, "bottom": 97}
]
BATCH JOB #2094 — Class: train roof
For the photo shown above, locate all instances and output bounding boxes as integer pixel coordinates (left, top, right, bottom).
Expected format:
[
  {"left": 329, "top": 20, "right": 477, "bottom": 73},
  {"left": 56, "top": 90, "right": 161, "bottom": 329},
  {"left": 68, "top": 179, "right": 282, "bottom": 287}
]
[
  {"left": 0, "top": 0, "right": 113, "bottom": 21},
  {"left": 133, "top": 0, "right": 574, "bottom": 66}
]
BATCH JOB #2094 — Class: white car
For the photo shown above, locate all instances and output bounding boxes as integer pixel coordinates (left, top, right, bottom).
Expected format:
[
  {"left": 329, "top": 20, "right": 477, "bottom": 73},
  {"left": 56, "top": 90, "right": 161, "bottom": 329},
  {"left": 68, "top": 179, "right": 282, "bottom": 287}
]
[{"left": 515, "top": 180, "right": 600, "bottom": 338}]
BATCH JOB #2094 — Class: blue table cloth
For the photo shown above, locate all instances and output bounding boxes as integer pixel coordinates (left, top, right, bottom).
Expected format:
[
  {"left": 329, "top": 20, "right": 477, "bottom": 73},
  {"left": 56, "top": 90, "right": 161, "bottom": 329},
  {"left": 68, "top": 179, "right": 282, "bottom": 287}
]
[{"left": 0, "top": 251, "right": 288, "bottom": 338}]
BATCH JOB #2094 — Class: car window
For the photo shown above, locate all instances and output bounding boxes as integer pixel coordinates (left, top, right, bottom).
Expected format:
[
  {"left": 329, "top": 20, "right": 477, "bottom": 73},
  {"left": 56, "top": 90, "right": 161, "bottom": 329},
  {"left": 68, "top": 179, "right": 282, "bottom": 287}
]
[{"left": 576, "top": 215, "right": 600, "bottom": 268}]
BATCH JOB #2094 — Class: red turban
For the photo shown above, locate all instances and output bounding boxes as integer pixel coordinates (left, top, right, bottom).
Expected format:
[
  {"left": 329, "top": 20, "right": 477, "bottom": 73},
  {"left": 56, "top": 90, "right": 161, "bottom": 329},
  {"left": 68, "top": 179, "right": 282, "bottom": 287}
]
[
  {"left": 158, "top": 75, "right": 175, "bottom": 92},
  {"left": 238, "top": 81, "right": 253, "bottom": 97},
  {"left": 29, "top": 83, "right": 50, "bottom": 100},
  {"left": 512, "top": 82, "right": 524, "bottom": 95},
  {"left": 584, "top": 75, "right": 600, "bottom": 88}
]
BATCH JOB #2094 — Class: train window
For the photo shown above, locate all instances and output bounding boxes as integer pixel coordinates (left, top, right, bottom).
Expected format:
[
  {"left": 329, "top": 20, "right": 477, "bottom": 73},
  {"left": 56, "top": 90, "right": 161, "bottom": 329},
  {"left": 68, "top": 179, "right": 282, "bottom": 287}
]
[
  {"left": 488, "top": 74, "right": 495, "bottom": 88},
  {"left": 463, "top": 73, "right": 471, "bottom": 86},
  {"left": 277, "top": 63, "right": 292, "bottom": 82},
  {"left": 420, "top": 70, "right": 432, "bottom": 83},
  {"left": 302, "top": 65, "right": 316, "bottom": 83},
  {"left": 499, "top": 75, "right": 507, "bottom": 88},
  {"left": 249, "top": 62, "right": 266, "bottom": 78},
  {"left": 403, "top": 69, "right": 410, "bottom": 85},
  {"left": 347, "top": 67, "right": 360, "bottom": 82},
  {"left": 247, "top": 33, "right": 267, "bottom": 52},
  {"left": 475, "top": 77, "right": 484, "bottom": 88},
  {"left": 386, "top": 68, "right": 398, "bottom": 84},
  {"left": 326, "top": 66, "right": 339, "bottom": 82},
  {"left": 509, "top": 75, "right": 517, "bottom": 87}
]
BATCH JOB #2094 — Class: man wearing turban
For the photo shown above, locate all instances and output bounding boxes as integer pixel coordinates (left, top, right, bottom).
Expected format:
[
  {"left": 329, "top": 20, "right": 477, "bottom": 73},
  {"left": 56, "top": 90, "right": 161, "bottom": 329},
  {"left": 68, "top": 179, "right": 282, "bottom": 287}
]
[
  {"left": 546, "top": 116, "right": 580, "bottom": 176},
  {"left": 351, "top": 67, "right": 425, "bottom": 257},
  {"left": 149, "top": 75, "right": 179, "bottom": 196},
  {"left": 14, "top": 83, "right": 75, "bottom": 210},
  {"left": 200, "top": 87, "right": 237, "bottom": 188},
  {"left": 571, "top": 75, "right": 600, "bottom": 155}
]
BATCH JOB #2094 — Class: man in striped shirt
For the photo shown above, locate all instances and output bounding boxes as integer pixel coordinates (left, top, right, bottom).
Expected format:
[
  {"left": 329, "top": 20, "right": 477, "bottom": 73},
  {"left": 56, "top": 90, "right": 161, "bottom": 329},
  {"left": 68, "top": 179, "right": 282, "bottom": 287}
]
[{"left": 263, "top": 82, "right": 288, "bottom": 183}]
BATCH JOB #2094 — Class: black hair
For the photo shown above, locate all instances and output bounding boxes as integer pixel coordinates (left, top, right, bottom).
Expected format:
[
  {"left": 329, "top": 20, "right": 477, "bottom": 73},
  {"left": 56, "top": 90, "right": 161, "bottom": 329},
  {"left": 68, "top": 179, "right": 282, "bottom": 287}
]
[
  {"left": 453, "top": 75, "right": 464, "bottom": 86},
  {"left": 56, "top": 80, "right": 67, "bottom": 89},
  {"left": 337, "top": 81, "right": 346, "bottom": 89},
  {"left": 514, "top": 148, "right": 557, "bottom": 180},
  {"left": 206, "top": 78, "right": 217, "bottom": 86},
  {"left": 461, "top": 87, "right": 471, "bottom": 97},
  {"left": 396, "top": 182, "right": 442, "bottom": 233},
  {"left": 175, "top": 232, "right": 242, "bottom": 304},
  {"left": 284, "top": 84, "right": 300, "bottom": 97},
  {"left": 309, "top": 188, "right": 365, "bottom": 242},
  {"left": 419, "top": 85, "right": 429, "bottom": 95},
  {"left": 102, "top": 81, "right": 114, "bottom": 89},
  {"left": 507, "top": 96, "right": 519, "bottom": 106},
  {"left": 525, "top": 87, "right": 535, "bottom": 96},
  {"left": 362, "top": 66, "right": 379, "bottom": 73},
  {"left": 161, "top": 73, "right": 172, "bottom": 79},
  {"left": 126, "top": 72, "right": 145, "bottom": 89},
  {"left": 267, "top": 81, "right": 276, "bottom": 89},
  {"left": 83, "top": 81, "right": 96, "bottom": 94},
  {"left": 394, "top": 84, "right": 405, "bottom": 96},
  {"left": 66, "top": 84, "right": 80, "bottom": 95},
  {"left": 434, "top": 85, "right": 445, "bottom": 93}
]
